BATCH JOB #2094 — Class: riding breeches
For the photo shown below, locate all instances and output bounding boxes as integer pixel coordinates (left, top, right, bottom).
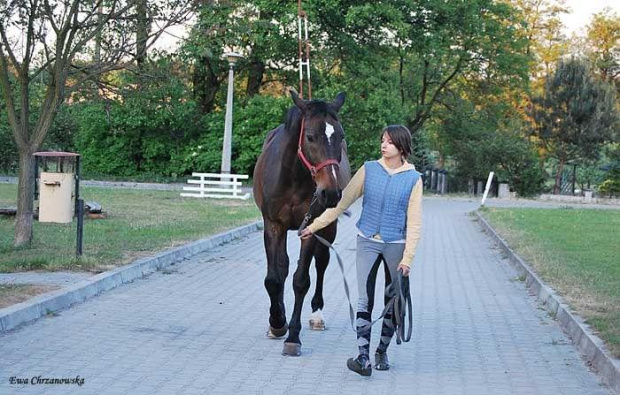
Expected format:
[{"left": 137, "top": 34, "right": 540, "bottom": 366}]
[{"left": 355, "top": 235, "right": 405, "bottom": 356}]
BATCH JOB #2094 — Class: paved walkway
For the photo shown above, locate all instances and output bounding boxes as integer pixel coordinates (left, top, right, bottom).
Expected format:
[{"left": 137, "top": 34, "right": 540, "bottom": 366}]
[{"left": 0, "top": 199, "right": 611, "bottom": 394}]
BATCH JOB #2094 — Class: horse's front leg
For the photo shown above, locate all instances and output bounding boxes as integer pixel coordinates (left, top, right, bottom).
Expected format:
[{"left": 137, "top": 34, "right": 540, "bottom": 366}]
[
  {"left": 282, "top": 237, "right": 317, "bottom": 356},
  {"left": 309, "top": 223, "right": 337, "bottom": 331},
  {"left": 263, "top": 221, "right": 289, "bottom": 338}
]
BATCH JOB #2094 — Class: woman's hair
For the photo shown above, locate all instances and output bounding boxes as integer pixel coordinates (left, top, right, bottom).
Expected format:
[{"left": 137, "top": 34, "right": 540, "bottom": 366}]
[{"left": 382, "top": 125, "right": 412, "bottom": 158}]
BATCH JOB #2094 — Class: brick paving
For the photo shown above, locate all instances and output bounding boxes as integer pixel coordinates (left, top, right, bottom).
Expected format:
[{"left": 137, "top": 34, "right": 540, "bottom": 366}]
[{"left": 0, "top": 198, "right": 611, "bottom": 394}]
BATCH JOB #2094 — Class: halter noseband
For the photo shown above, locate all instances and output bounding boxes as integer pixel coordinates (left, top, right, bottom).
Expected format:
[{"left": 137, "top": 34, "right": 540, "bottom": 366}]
[{"left": 297, "top": 117, "right": 340, "bottom": 177}]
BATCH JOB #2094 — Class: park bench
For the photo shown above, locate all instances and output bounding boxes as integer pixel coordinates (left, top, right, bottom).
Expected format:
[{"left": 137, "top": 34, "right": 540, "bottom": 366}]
[{"left": 180, "top": 173, "right": 251, "bottom": 200}]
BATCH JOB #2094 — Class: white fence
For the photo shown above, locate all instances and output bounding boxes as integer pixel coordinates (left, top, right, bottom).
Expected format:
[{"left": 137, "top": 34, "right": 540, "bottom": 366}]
[{"left": 180, "top": 173, "right": 251, "bottom": 200}]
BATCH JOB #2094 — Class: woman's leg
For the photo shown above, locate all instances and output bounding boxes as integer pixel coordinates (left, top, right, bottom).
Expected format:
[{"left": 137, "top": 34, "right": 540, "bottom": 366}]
[
  {"left": 355, "top": 236, "right": 383, "bottom": 358},
  {"left": 376, "top": 243, "right": 405, "bottom": 355}
]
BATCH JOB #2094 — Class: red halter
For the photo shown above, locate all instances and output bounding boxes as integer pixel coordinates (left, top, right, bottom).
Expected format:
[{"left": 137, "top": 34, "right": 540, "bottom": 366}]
[{"left": 297, "top": 117, "right": 340, "bottom": 177}]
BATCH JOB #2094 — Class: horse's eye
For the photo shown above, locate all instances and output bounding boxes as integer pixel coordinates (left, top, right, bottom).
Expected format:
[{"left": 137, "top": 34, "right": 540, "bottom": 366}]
[{"left": 306, "top": 134, "right": 315, "bottom": 142}]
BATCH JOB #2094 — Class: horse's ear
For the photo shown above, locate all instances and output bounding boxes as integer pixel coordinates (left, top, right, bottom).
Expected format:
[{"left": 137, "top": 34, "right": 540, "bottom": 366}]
[
  {"left": 332, "top": 92, "right": 346, "bottom": 112},
  {"left": 289, "top": 88, "right": 307, "bottom": 112}
]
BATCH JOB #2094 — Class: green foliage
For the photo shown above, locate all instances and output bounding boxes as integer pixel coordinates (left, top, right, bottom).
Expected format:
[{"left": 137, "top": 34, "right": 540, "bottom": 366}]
[
  {"left": 0, "top": 88, "right": 79, "bottom": 174},
  {"left": 179, "top": 95, "right": 289, "bottom": 175},
  {"left": 72, "top": 57, "right": 203, "bottom": 178},
  {"left": 598, "top": 179, "right": 620, "bottom": 197},
  {"left": 432, "top": 95, "right": 545, "bottom": 197},
  {"left": 500, "top": 142, "right": 546, "bottom": 198},
  {"left": 0, "top": 108, "right": 17, "bottom": 174},
  {"left": 534, "top": 57, "right": 619, "bottom": 163},
  {"left": 233, "top": 95, "right": 290, "bottom": 175}
]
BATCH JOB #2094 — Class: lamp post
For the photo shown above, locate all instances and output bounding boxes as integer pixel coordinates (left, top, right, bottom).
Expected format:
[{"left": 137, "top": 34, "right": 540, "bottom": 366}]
[{"left": 221, "top": 51, "right": 243, "bottom": 175}]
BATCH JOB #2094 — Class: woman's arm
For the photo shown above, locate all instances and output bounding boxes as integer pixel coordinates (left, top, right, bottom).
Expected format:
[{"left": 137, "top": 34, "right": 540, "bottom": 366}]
[
  {"left": 399, "top": 178, "right": 423, "bottom": 269},
  {"left": 303, "top": 165, "right": 366, "bottom": 235}
]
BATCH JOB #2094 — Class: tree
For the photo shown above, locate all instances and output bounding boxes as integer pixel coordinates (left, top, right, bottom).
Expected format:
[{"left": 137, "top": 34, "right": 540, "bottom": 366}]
[
  {"left": 186, "top": 0, "right": 297, "bottom": 114},
  {"left": 0, "top": 0, "right": 193, "bottom": 247},
  {"left": 511, "top": 0, "right": 569, "bottom": 85},
  {"left": 584, "top": 9, "right": 620, "bottom": 85},
  {"left": 533, "top": 57, "right": 619, "bottom": 194}
]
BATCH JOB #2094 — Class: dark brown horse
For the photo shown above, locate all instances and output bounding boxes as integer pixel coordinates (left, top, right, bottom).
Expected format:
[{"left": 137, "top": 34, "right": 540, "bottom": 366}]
[{"left": 253, "top": 90, "right": 351, "bottom": 356}]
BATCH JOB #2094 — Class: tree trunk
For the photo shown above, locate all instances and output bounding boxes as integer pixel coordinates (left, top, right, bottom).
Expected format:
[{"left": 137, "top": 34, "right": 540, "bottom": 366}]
[
  {"left": 14, "top": 149, "right": 35, "bottom": 247},
  {"left": 136, "top": 0, "right": 149, "bottom": 70},
  {"left": 246, "top": 57, "right": 264, "bottom": 97},
  {"left": 94, "top": 1, "right": 103, "bottom": 99},
  {"left": 193, "top": 56, "right": 219, "bottom": 114},
  {"left": 399, "top": 52, "right": 405, "bottom": 106}
]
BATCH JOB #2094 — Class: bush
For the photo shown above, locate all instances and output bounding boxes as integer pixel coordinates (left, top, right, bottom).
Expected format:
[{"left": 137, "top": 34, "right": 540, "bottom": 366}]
[
  {"left": 0, "top": 111, "right": 17, "bottom": 174},
  {"left": 598, "top": 179, "right": 620, "bottom": 197},
  {"left": 495, "top": 138, "right": 546, "bottom": 198},
  {"left": 177, "top": 95, "right": 290, "bottom": 175},
  {"left": 72, "top": 65, "right": 203, "bottom": 178}
]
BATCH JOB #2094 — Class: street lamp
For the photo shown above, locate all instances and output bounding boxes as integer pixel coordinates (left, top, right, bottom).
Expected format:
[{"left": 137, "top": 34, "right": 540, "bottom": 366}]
[{"left": 221, "top": 51, "right": 243, "bottom": 175}]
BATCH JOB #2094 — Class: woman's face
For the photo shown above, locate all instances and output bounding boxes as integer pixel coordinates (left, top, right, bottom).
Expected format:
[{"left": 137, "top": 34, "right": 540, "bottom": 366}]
[{"left": 381, "top": 132, "right": 401, "bottom": 160}]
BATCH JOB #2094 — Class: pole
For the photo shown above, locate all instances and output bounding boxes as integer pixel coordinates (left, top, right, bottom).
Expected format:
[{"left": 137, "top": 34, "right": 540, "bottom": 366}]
[
  {"left": 76, "top": 198, "right": 84, "bottom": 257},
  {"left": 572, "top": 164, "right": 576, "bottom": 196},
  {"left": 74, "top": 156, "right": 81, "bottom": 217},
  {"left": 480, "top": 171, "right": 495, "bottom": 207},
  {"left": 221, "top": 63, "right": 235, "bottom": 175}
]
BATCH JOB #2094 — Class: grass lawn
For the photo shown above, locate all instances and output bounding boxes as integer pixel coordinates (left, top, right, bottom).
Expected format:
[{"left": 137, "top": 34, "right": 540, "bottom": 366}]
[
  {"left": 480, "top": 207, "right": 620, "bottom": 358},
  {"left": 0, "top": 183, "right": 261, "bottom": 273}
]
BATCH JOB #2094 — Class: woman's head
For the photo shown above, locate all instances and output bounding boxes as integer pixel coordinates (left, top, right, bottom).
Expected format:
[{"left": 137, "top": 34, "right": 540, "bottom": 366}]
[{"left": 381, "top": 125, "right": 412, "bottom": 160}]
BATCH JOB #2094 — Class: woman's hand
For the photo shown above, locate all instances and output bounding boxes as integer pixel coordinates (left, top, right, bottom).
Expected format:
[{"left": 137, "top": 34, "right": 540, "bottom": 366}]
[
  {"left": 398, "top": 264, "right": 410, "bottom": 277},
  {"left": 299, "top": 227, "right": 313, "bottom": 240}
]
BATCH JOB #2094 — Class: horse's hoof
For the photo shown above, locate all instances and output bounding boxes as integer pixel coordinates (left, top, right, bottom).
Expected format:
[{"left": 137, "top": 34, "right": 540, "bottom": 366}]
[
  {"left": 267, "top": 324, "right": 288, "bottom": 338},
  {"left": 282, "top": 342, "right": 302, "bottom": 356},
  {"left": 309, "top": 319, "right": 326, "bottom": 331},
  {"left": 309, "top": 309, "right": 326, "bottom": 331}
]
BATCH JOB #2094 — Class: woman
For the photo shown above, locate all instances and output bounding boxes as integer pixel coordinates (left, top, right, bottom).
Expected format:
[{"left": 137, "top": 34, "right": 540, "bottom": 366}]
[{"left": 299, "top": 125, "right": 422, "bottom": 376}]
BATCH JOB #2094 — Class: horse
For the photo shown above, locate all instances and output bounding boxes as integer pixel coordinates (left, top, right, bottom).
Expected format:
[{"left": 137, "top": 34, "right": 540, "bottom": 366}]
[{"left": 253, "top": 89, "right": 351, "bottom": 356}]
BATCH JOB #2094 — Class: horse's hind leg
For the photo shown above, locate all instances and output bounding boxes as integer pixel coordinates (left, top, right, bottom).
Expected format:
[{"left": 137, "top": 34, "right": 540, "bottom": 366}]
[
  {"left": 309, "top": 223, "right": 336, "bottom": 331},
  {"left": 283, "top": 237, "right": 317, "bottom": 356},
  {"left": 263, "top": 221, "right": 289, "bottom": 338}
]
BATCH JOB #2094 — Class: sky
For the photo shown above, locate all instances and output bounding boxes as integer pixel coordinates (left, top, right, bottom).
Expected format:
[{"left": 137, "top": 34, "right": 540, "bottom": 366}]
[{"left": 561, "top": 0, "right": 619, "bottom": 35}]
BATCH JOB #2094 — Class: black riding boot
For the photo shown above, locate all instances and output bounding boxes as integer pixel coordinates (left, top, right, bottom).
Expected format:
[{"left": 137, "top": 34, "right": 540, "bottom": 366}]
[{"left": 347, "top": 354, "right": 372, "bottom": 376}]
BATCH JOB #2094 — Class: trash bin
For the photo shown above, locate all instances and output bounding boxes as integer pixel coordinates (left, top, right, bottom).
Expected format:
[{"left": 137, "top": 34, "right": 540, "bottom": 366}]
[{"left": 34, "top": 152, "right": 81, "bottom": 224}]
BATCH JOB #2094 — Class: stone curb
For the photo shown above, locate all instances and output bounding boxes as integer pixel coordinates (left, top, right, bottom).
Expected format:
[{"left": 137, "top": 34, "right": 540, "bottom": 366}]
[
  {"left": 0, "top": 220, "right": 264, "bottom": 333},
  {"left": 475, "top": 211, "right": 620, "bottom": 394}
]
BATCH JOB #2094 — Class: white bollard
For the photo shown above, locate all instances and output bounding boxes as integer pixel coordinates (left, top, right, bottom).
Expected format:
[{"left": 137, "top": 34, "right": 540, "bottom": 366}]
[{"left": 480, "top": 171, "right": 495, "bottom": 207}]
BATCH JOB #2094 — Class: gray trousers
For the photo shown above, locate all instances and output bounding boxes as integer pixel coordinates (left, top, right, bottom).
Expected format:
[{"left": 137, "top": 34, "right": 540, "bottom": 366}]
[{"left": 355, "top": 235, "right": 405, "bottom": 354}]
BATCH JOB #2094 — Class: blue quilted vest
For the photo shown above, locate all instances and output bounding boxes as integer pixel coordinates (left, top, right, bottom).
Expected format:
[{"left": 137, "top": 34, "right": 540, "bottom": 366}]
[{"left": 356, "top": 161, "right": 420, "bottom": 242}]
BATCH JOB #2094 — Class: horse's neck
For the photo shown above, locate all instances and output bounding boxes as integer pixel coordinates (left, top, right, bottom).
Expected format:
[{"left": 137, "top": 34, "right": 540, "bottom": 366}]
[{"left": 277, "top": 120, "right": 313, "bottom": 193}]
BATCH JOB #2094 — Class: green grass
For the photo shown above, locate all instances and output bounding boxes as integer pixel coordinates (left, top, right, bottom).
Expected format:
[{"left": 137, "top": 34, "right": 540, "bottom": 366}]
[
  {"left": 480, "top": 207, "right": 620, "bottom": 357},
  {"left": 0, "top": 183, "right": 261, "bottom": 273}
]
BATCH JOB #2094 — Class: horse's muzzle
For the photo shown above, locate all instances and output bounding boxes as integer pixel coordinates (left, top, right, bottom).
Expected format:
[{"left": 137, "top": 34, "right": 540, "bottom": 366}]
[{"left": 319, "top": 188, "right": 342, "bottom": 208}]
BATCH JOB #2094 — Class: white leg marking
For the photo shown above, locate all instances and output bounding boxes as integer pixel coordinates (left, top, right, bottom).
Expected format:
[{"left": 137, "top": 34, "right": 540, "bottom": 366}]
[{"left": 310, "top": 309, "right": 324, "bottom": 323}]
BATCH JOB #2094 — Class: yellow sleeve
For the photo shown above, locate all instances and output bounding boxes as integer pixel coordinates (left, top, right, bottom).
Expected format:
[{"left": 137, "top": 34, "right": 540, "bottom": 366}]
[
  {"left": 307, "top": 165, "right": 365, "bottom": 233},
  {"left": 399, "top": 178, "right": 423, "bottom": 268}
]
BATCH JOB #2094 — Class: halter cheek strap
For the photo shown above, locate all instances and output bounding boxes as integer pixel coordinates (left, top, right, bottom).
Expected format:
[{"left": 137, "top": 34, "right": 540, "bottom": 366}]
[{"left": 297, "top": 117, "right": 340, "bottom": 177}]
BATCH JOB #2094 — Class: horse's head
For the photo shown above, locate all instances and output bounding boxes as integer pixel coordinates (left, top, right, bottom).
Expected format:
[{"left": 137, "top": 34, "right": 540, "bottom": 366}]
[{"left": 290, "top": 89, "right": 346, "bottom": 208}]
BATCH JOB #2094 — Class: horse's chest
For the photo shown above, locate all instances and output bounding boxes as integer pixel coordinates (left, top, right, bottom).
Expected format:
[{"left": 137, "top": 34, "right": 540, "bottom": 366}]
[{"left": 271, "top": 199, "right": 309, "bottom": 227}]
